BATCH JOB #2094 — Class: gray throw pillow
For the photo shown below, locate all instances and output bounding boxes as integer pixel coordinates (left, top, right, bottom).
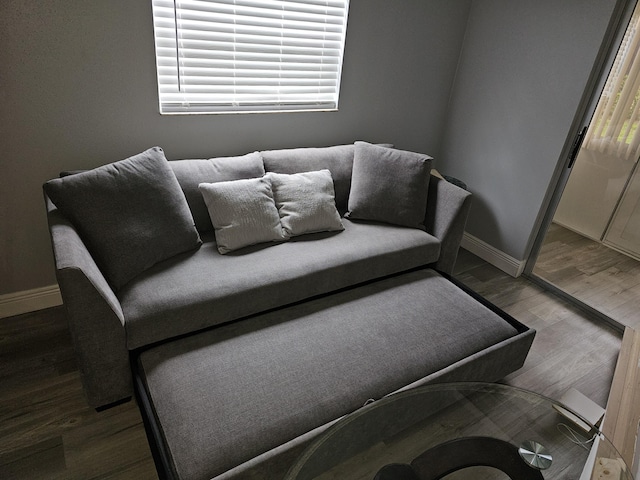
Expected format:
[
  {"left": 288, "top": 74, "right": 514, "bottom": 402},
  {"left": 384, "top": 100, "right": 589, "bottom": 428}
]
[
  {"left": 44, "top": 147, "right": 202, "bottom": 290},
  {"left": 199, "top": 177, "right": 287, "bottom": 254},
  {"left": 266, "top": 170, "right": 344, "bottom": 237},
  {"left": 346, "top": 142, "right": 432, "bottom": 230},
  {"left": 170, "top": 152, "right": 265, "bottom": 233}
]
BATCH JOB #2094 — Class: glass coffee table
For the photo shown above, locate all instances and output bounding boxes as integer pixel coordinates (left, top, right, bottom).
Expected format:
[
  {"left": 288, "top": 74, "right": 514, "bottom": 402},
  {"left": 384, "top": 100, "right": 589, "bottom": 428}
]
[{"left": 285, "top": 382, "right": 633, "bottom": 480}]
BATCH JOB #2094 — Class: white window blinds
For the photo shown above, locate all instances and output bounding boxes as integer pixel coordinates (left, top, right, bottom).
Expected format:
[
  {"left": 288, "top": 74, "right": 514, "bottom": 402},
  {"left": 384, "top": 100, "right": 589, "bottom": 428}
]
[
  {"left": 151, "top": 0, "right": 350, "bottom": 114},
  {"left": 584, "top": 6, "right": 640, "bottom": 161}
]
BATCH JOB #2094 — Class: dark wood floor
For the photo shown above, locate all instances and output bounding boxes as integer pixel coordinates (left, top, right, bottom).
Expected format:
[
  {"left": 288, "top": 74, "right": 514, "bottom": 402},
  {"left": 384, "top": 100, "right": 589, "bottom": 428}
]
[
  {"left": 0, "top": 249, "right": 623, "bottom": 479},
  {"left": 0, "top": 310, "right": 157, "bottom": 479},
  {"left": 533, "top": 223, "right": 640, "bottom": 330}
]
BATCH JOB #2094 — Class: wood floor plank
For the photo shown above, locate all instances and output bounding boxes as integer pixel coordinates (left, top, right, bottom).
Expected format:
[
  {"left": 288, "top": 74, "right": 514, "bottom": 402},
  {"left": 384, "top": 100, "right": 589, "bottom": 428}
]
[
  {"left": 455, "top": 249, "right": 621, "bottom": 407},
  {"left": 0, "top": 308, "right": 157, "bottom": 480},
  {"left": 533, "top": 223, "right": 640, "bottom": 329},
  {"left": 0, "top": 249, "right": 624, "bottom": 479},
  {"left": 0, "top": 436, "right": 66, "bottom": 479}
]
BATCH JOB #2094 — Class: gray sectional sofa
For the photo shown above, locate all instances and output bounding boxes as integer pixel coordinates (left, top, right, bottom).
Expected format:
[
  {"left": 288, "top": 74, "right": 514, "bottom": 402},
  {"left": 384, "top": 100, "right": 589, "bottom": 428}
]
[{"left": 44, "top": 141, "right": 534, "bottom": 480}]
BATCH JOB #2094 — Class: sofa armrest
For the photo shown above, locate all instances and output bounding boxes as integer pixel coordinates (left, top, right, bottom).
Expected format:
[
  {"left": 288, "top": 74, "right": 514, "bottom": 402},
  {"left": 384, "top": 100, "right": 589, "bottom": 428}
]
[
  {"left": 45, "top": 195, "right": 132, "bottom": 408},
  {"left": 424, "top": 175, "right": 472, "bottom": 275}
]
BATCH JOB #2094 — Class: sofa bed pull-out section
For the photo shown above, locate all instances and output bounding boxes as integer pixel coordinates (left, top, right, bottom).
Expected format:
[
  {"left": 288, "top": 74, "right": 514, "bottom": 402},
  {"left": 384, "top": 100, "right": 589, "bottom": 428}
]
[{"left": 134, "top": 269, "right": 535, "bottom": 480}]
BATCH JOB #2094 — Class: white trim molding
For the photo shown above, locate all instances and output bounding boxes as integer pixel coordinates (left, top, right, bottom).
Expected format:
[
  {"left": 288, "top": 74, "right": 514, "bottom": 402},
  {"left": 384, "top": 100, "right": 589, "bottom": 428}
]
[
  {"left": 461, "top": 233, "right": 526, "bottom": 278},
  {"left": 0, "top": 285, "right": 62, "bottom": 319}
]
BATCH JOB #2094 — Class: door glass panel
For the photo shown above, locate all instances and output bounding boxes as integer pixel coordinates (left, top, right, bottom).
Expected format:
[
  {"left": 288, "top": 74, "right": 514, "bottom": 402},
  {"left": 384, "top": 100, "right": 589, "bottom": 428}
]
[{"left": 530, "top": 0, "right": 640, "bottom": 329}]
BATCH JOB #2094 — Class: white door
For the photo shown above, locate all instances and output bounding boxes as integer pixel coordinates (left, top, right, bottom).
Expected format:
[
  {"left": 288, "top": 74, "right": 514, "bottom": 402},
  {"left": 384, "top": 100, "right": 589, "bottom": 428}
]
[{"left": 604, "top": 161, "right": 640, "bottom": 259}]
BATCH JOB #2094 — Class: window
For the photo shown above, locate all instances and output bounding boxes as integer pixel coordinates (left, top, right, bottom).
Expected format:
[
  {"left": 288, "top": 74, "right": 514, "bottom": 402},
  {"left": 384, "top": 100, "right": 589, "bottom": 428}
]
[{"left": 151, "top": 0, "right": 350, "bottom": 114}]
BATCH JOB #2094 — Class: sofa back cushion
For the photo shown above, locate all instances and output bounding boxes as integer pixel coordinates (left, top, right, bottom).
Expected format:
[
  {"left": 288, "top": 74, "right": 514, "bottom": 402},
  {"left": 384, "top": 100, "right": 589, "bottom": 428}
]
[
  {"left": 170, "top": 152, "right": 265, "bottom": 233},
  {"left": 261, "top": 144, "right": 358, "bottom": 213}
]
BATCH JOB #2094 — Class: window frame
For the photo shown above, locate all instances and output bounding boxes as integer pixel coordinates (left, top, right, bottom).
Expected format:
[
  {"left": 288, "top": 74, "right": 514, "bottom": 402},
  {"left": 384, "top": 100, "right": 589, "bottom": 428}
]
[{"left": 151, "top": 0, "right": 350, "bottom": 115}]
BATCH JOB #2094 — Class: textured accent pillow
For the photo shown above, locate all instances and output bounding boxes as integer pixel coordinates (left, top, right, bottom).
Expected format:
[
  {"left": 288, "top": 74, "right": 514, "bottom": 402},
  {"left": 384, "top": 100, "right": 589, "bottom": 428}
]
[
  {"left": 44, "top": 147, "right": 202, "bottom": 290},
  {"left": 266, "top": 170, "right": 344, "bottom": 237},
  {"left": 261, "top": 143, "right": 393, "bottom": 214},
  {"left": 170, "top": 152, "right": 265, "bottom": 233},
  {"left": 346, "top": 142, "right": 432, "bottom": 230},
  {"left": 199, "top": 177, "right": 286, "bottom": 254}
]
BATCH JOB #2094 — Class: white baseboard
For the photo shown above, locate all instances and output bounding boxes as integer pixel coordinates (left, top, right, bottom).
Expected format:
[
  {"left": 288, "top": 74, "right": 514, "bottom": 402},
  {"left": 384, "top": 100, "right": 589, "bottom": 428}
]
[
  {"left": 461, "top": 233, "right": 526, "bottom": 278},
  {"left": 0, "top": 285, "right": 63, "bottom": 319}
]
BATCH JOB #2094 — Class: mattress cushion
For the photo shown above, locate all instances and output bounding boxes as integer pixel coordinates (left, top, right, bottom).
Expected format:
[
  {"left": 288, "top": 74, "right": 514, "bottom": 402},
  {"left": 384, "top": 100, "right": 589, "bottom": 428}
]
[{"left": 136, "top": 269, "right": 521, "bottom": 480}]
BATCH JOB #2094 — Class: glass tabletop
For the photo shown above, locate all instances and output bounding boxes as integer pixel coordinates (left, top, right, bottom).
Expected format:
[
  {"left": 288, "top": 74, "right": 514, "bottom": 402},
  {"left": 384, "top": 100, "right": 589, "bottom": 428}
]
[{"left": 285, "top": 382, "right": 633, "bottom": 480}]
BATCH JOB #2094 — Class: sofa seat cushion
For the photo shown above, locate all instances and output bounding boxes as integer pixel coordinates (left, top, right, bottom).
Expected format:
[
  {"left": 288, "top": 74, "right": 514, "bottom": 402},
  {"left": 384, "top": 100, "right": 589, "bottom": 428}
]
[
  {"left": 119, "top": 219, "right": 440, "bottom": 349},
  {"left": 135, "top": 269, "right": 524, "bottom": 480}
]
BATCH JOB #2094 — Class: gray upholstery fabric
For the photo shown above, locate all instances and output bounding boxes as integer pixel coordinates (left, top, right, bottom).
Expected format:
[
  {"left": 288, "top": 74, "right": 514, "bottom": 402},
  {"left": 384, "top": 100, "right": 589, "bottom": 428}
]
[
  {"left": 261, "top": 144, "right": 357, "bottom": 214},
  {"left": 120, "top": 219, "right": 440, "bottom": 349},
  {"left": 199, "top": 177, "right": 286, "bottom": 253},
  {"left": 170, "top": 152, "right": 265, "bottom": 233},
  {"left": 347, "top": 142, "right": 432, "bottom": 230},
  {"left": 44, "top": 147, "right": 202, "bottom": 290},
  {"left": 138, "top": 269, "right": 521, "bottom": 480},
  {"left": 211, "top": 330, "right": 535, "bottom": 480},
  {"left": 424, "top": 176, "right": 473, "bottom": 274},
  {"left": 44, "top": 198, "right": 132, "bottom": 407},
  {"left": 266, "top": 170, "right": 344, "bottom": 237}
]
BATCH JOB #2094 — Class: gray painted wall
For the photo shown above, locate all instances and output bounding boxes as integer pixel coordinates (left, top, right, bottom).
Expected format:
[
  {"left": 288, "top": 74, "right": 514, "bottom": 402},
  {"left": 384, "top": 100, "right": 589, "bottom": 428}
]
[
  {"left": 0, "top": 0, "right": 472, "bottom": 295},
  {"left": 439, "top": 0, "right": 619, "bottom": 261}
]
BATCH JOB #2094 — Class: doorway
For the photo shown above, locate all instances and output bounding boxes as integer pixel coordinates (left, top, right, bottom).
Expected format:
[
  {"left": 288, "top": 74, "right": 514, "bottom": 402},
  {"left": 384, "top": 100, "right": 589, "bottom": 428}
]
[{"left": 528, "top": 0, "right": 640, "bottom": 330}]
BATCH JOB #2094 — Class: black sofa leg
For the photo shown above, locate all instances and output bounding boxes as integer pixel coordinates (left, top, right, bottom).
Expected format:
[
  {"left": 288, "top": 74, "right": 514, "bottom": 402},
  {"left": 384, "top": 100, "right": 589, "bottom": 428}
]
[{"left": 95, "top": 396, "right": 132, "bottom": 412}]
